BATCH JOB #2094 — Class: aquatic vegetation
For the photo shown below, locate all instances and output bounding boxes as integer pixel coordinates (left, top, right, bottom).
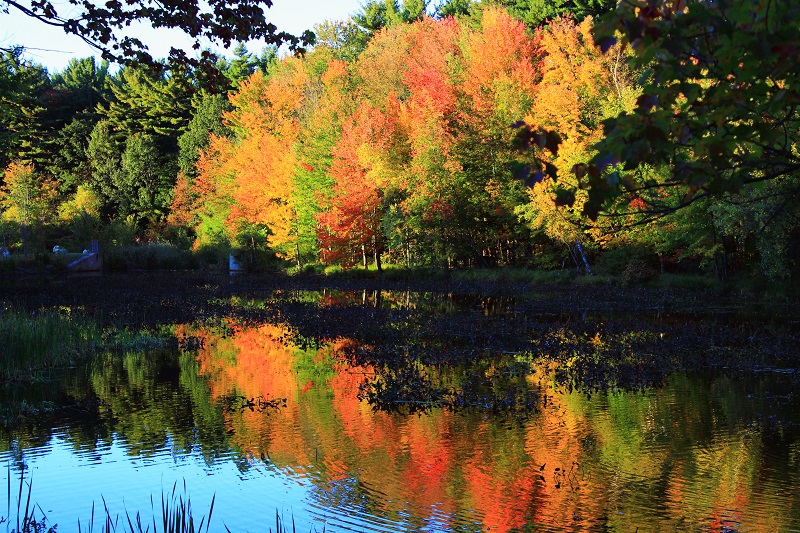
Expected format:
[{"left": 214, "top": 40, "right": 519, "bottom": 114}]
[
  {"left": 3, "top": 468, "right": 56, "bottom": 533},
  {"left": 49, "top": 479, "right": 216, "bottom": 533},
  {"left": 0, "top": 307, "right": 102, "bottom": 383},
  {"left": 3, "top": 472, "right": 307, "bottom": 533},
  {"left": 0, "top": 305, "right": 195, "bottom": 385}
]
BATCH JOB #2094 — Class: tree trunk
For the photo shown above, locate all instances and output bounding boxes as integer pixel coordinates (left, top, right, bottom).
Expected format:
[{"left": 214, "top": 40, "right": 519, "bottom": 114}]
[
  {"left": 250, "top": 235, "right": 255, "bottom": 267},
  {"left": 575, "top": 241, "right": 594, "bottom": 276}
]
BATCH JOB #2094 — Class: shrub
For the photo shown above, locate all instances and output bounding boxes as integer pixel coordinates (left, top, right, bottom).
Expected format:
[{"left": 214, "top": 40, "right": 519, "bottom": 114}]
[
  {"left": 106, "top": 244, "right": 197, "bottom": 271},
  {"left": 620, "top": 258, "right": 659, "bottom": 286}
]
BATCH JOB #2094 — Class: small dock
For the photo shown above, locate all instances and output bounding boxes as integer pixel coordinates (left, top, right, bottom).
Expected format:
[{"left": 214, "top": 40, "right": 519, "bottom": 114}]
[{"left": 67, "top": 241, "right": 103, "bottom": 272}]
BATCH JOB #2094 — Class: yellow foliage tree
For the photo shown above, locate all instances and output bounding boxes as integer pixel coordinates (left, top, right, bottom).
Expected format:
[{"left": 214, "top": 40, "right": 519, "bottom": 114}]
[
  {"left": 193, "top": 58, "right": 310, "bottom": 258},
  {"left": 58, "top": 185, "right": 102, "bottom": 222},
  {"left": 518, "top": 16, "right": 639, "bottom": 245}
]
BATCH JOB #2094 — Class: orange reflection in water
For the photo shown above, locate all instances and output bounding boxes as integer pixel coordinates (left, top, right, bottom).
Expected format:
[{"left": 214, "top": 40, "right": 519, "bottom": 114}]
[
  {"left": 187, "top": 324, "right": 800, "bottom": 533},
  {"left": 193, "top": 322, "right": 310, "bottom": 465}
]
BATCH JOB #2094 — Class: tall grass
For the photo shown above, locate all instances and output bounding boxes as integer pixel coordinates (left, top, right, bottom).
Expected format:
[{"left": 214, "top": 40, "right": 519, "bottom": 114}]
[
  {"left": 3, "top": 466, "right": 56, "bottom": 533},
  {"left": 4, "top": 472, "right": 304, "bottom": 533},
  {"left": 78, "top": 481, "right": 215, "bottom": 533},
  {"left": 0, "top": 307, "right": 102, "bottom": 382},
  {"left": 0, "top": 308, "right": 181, "bottom": 384}
]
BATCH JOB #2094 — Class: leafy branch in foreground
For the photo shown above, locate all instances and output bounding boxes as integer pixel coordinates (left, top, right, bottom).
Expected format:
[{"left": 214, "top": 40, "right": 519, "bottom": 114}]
[
  {"left": 530, "top": 0, "right": 800, "bottom": 221},
  {"left": 1, "top": 0, "right": 315, "bottom": 71}
]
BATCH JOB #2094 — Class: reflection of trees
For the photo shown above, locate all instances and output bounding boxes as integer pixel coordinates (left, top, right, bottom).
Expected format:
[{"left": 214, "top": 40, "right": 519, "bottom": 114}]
[
  {"left": 0, "top": 345, "right": 232, "bottom": 467},
  {"left": 82, "top": 348, "right": 231, "bottom": 461},
  {"left": 1, "top": 317, "right": 798, "bottom": 532},
  {"left": 191, "top": 324, "right": 800, "bottom": 531}
]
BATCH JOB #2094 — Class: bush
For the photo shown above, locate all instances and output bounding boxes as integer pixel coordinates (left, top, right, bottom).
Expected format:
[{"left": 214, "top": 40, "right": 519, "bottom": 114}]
[
  {"left": 287, "top": 263, "right": 326, "bottom": 276},
  {"left": 620, "top": 258, "right": 659, "bottom": 286},
  {"left": 106, "top": 243, "right": 197, "bottom": 271},
  {"left": 192, "top": 243, "right": 229, "bottom": 269},
  {"left": 100, "top": 218, "right": 140, "bottom": 249}
]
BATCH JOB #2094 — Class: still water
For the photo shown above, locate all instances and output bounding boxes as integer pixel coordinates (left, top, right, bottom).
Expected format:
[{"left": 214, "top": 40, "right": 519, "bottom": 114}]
[{"left": 2, "top": 289, "right": 799, "bottom": 532}]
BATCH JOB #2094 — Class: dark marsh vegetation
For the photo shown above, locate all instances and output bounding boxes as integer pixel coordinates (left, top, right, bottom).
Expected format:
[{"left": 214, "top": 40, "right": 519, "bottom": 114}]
[{"left": 3, "top": 271, "right": 797, "bottom": 414}]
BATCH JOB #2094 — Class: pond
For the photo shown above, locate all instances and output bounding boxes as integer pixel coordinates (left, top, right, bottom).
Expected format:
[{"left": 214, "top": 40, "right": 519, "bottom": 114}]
[{"left": 2, "top": 285, "right": 800, "bottom": 532}]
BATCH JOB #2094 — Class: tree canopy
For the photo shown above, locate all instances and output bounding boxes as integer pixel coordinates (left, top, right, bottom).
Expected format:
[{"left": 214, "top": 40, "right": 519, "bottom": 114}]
[
  {"left": 1, "top": 1, "right": 798, "bottom": 281},
  {"left": 549, "top": 0, "right": 800, "bottom": 222}
]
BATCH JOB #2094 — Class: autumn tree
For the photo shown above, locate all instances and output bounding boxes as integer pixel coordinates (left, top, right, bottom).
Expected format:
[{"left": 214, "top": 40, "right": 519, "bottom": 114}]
[
  {"left": 313, "top": 20, "right": 370, "bottom": 63},
  {"left": 316, "top": 102, "right": 399, "bottom": 269},
  {"left": 0, "top": 161, "right": 57, "bottom": 254},
  {"left": 452, "top": 7, "right": 541, "bottom": 265},
  {"left": 193, "top": 60, "right": 310, "bottom": 260},
  {"left": 292, "top": 58, "right": 353, "bottom": 265},
  {"left": 569, "top": 0, "right": 800, "bottom": 221},
  {"left": 516, "top": 16, "right": 638, "bottom": 256},
  {"left": 531, "top": 0, "right": 800, "bottom": 280}
]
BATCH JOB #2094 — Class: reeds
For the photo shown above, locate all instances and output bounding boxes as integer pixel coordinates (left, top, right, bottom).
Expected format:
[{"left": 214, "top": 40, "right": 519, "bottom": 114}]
[
  {"left": 78, "top": 480, "right": 216, "bottom": 533},
  {"left": 3, "top": 472, "right": 307, "bottom": 533},
  {"left": 3, "top": 466, "right": 56, "bottom": 533},
  {"left": 0, "top": 307, "right": 102, "bottom": 382}
]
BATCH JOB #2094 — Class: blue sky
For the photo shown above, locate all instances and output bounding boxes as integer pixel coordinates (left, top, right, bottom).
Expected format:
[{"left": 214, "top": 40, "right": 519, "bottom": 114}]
[{"left": 1, "top": 0, "right": 364, "bottom": 72}]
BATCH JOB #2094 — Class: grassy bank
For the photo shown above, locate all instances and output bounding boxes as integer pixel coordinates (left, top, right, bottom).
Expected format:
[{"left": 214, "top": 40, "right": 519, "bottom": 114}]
[
  {"left": 0, "top": 307, "right": 179, "bottom": 384},
  {"left": 287, "top": 263, "right": 776, "bottom": 298},
  {"left": 0, "top": 307, "right": 101, "bottom": 383}
]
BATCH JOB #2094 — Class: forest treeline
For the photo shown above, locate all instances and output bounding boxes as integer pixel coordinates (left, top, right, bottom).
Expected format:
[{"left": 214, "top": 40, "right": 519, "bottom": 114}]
[{"left": 1, "top": 0, "right": 798, "bottom": 282}]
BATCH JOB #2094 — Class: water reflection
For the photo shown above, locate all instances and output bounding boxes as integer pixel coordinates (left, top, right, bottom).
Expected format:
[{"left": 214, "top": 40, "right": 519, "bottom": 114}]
[{"left": 1, "top": 290, "right": 799, "bottom": 532}]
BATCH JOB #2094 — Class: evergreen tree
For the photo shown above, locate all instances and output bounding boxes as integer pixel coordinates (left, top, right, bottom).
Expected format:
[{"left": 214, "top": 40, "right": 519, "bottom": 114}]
[
  {"left": 492, "top": 0, "right": 616, "bottom": 29},
  {"left": 434, "top": 0, "right": 475, "bottom": 18},
  {"left": 177, "top": 92, "right": 232, "bottom": 180},
  {"left": 354, "top": 0, "right": 429, "bottom": 35},
  {"left": 86, "top": 120, "right": 124, "bottom": 218},
  {"left": 101, "top": 64, "right": 194, "bottom": 155},
  {"left": 35, "top": 58, "right": 111, "bottom": 186},
  {"left": 224, "top": 43, "right": 258, "bottom": 88},
  {"left": 51, "top": 57, "right": 110, "bottom": 116},
  {"left": 51, "top": 117, "right": 95, "bottom": 192},
  {"left": 0, "top": 48, "right": 49, "bottom": 169},
  {"left": 120, "top": 133, "right": 175, "bottom": 224}
]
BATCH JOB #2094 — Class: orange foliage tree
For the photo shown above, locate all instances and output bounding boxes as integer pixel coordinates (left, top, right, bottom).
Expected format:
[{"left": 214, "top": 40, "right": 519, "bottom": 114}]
[
  {"left": 193, "top": 61, "right": 308, "bottom": 259},
  {"left": 316, "top": 101, "right": 400, "bottom": 269},
  {"left": 189, "top": 8, "right": 640, "bottom": 269}
]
